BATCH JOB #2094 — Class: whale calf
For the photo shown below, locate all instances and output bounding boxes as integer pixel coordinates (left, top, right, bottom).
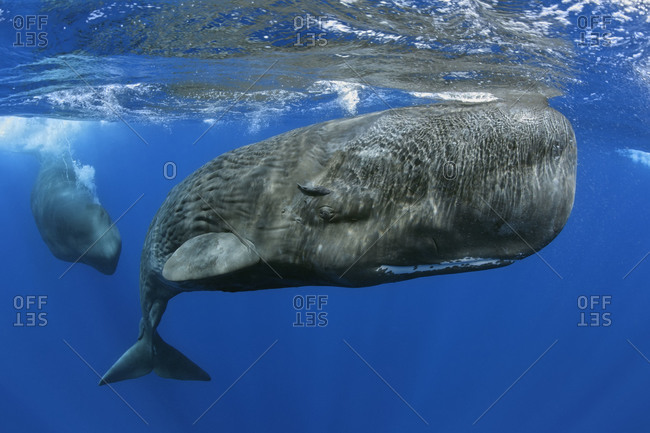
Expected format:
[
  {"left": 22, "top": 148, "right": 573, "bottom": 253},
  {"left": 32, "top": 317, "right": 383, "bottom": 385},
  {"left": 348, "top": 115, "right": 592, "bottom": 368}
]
[
  {"left": 101, "top": 100, "right": 576, "bottom": 384},
  {"left": 31, "top": 156, "right": 122, "bottom": 275}
]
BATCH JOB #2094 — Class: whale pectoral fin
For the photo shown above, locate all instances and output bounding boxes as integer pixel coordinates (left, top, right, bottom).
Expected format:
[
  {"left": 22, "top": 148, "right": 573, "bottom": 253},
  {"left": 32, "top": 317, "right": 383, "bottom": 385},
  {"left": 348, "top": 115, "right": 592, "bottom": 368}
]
[
  {"left": 162, "top": 232, "right": 260, "bottom": 282},
  {"left": 99, "top": 337, "right": 153, "bottom": 385},
  {"left": 152, "top": 332, "right": 211, "bottom": 381}
]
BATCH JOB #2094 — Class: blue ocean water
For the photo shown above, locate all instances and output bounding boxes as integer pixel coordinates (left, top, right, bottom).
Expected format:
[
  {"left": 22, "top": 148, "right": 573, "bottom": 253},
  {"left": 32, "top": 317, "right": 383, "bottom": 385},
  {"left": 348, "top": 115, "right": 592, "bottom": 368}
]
[{"left": 0, "top": 1, "right": 649, "bottom": 432}]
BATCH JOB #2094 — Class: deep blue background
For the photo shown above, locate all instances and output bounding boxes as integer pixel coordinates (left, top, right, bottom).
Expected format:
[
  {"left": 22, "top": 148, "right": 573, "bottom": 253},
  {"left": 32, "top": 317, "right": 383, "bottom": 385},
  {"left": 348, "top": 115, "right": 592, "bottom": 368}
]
[
  {"left": 1, "top": 2, "right": 650, "bottom": 432},
  {"left": 1, "top": 91, "right": 649, "bottom": 432}
]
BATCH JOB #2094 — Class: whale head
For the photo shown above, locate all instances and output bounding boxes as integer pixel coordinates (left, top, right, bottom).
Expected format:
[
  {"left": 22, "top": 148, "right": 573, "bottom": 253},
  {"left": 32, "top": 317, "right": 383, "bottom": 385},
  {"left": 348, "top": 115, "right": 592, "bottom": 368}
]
[
  {"left": 77, "top": 203, "right": 122, "bottom": 275},
  {"left": 151, "top": 101, "right": 575, "bottom": 288},
  {"left": 281, "top": 102, "right": 576, "bottom": 282}
]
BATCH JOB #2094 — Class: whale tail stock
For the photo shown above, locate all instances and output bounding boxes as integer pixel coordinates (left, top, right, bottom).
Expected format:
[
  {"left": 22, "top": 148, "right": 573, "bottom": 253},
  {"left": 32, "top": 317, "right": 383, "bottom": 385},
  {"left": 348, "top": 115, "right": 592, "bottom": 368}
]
[{"left": 99, "top": 325, "right": 210, "bottom": 385}]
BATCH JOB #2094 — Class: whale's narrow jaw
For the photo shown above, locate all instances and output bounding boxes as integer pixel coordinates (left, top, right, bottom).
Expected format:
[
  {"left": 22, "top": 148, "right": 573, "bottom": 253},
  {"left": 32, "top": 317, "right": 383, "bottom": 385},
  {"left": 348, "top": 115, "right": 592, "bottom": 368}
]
[{"left": 377, "top": 257, "right": 515, "bottom": 276}]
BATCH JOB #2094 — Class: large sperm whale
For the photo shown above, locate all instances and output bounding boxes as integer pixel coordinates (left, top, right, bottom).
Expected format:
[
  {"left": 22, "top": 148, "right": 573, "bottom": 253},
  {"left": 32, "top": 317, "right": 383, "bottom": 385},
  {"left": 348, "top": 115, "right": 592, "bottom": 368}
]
[
  {"left": 31, "top": 156, "right": 122, "bottom": 275},
  {"left": 101, "top": 100, "right": 576, "bottom": 384}
]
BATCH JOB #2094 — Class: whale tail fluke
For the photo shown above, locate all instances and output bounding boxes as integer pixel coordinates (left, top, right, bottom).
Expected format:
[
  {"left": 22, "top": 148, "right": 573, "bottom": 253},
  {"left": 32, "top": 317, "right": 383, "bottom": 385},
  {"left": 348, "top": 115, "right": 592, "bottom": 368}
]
[
  {"left": 151, "top": 332, "right": 211, "bottom": 381},
  {"left": 99, "top": 332, "right": 210, "bottom": 385},
  {"left": 99, "top": 336, "right": 152, "bottom": 385}
]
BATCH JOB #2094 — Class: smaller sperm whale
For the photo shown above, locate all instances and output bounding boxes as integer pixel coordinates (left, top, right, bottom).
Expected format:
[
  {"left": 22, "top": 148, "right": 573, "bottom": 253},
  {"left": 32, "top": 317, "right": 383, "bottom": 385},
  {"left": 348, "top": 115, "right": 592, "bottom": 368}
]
[{"left": 31, "top": 156, "right": 121, "bottom": 275}]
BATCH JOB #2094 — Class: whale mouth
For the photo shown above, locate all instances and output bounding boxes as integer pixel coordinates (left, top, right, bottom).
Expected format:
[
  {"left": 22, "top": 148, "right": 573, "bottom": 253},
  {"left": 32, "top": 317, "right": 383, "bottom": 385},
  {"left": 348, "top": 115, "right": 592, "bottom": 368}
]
[
  {"left": 258, "top": 224, "right": 293, "bottom": 231},
  {"left": 376, "top": 257, "right": 513, "bottom": 275}
]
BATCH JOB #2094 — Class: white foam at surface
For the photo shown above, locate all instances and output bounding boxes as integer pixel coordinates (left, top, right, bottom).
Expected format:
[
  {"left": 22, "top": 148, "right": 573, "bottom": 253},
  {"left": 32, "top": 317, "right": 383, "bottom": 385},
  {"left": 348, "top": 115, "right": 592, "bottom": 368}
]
[
  {"left": 34, "top": 82, "right": 163, "bottom": 122},
  {"left": 618, "top": 148, "right": 650, "bottom": 168},
  {"left": 565, "top": 0, "right": 650, "bottom": 23},
  {"left": 339, "top": 88, "right": 360, "bottom": 115},
  {"left": 0, "top": 116, "right": 85, "bottom": 154},
  {"left": 330, "top": 81, "right": 361, "bottom": 115},
  {"left": 634, "top": 58, "right": 650, "bottom": 85},
  {"left": 410, "top": 91, "right": 499, "bottom": 103},
  {"left": 539, "top": 5, "right": 572, "bottom": 26},
  {"left": 321, "top": 19, "right": 402, "bottom": 43},
  {"left": 311, "top": 80, "right": 362, "bottom": 115},
  {"left": 86, "top": 9, "right": 106, "bottom": 22},
  {"left": 612, "top": 10, "right": 632, "bottom": 22}
]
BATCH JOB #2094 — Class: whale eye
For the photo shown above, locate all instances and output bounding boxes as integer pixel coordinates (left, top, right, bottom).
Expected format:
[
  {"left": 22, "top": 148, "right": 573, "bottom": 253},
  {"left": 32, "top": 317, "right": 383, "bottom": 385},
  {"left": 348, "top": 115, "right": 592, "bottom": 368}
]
[
  {"left": 298, "top": 184, "right": 332, "bottom": 196},
  {"left": 319, "top": 206, "right": 335, "bottom": 222}
]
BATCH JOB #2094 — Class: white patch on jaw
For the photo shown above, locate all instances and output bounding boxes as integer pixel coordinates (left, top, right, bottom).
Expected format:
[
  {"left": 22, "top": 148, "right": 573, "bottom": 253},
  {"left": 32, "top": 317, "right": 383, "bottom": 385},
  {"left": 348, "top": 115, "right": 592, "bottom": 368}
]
[
  {"left": 377, "top": 257, "right": 511, "bottom": 275},
  {"left": 317, "top": 244, "right": 323, "bottom": 253}
]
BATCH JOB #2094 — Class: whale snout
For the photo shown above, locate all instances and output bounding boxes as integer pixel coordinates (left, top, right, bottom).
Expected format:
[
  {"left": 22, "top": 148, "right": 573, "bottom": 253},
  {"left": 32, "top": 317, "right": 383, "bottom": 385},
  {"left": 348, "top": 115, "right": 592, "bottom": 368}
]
[
  {"left": 85, "top": 226, "right": 121, "bottom": 274},
  {"left": 525, "top": 105, "right": 576, "bottom": 162},
  {"left": 81, "top": 207, "right": 122, "bottom": 275}
]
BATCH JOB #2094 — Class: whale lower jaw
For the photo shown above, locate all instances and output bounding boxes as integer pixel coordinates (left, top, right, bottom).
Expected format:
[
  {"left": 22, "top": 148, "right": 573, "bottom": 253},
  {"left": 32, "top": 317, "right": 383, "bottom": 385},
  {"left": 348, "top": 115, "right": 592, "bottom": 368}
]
[{"left": 376, "top": 257, "right": 514, "bottom": 276}]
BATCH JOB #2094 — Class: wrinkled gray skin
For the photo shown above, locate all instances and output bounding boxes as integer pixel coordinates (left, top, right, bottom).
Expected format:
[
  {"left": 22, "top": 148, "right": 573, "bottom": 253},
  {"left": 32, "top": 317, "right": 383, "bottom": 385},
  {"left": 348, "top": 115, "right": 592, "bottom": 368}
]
[
  {"left": 101, "top": 100, "right": 576, "bottom": 384},
  {"left": 31, "top": 157, "right": 122, "bottom": 275}
]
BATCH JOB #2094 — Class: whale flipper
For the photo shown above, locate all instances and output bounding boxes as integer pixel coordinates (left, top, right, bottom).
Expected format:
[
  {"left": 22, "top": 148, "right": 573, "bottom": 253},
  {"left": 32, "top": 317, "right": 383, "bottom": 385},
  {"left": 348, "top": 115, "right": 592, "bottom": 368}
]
[
  {"left": 100, "top": 331, "right": 210, "bottom": 385},
  {"left": 162, "top": 232, "right": 259, "bottom": 282}
]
